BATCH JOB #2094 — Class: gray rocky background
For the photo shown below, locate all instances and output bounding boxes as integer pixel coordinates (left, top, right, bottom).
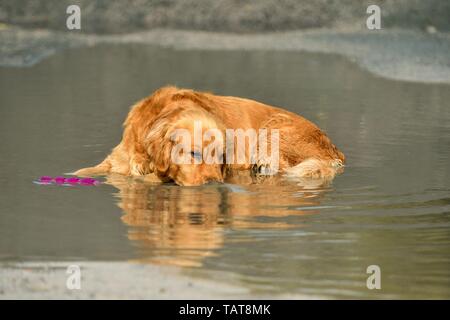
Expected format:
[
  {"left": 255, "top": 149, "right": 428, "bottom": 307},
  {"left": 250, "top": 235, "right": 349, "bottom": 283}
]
[{"left": 0, "top": 0, "right": 449, "bottom": 33}]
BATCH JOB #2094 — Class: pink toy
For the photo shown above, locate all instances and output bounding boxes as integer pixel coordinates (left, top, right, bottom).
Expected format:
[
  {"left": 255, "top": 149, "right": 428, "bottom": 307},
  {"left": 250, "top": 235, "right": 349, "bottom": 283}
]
[{"left": 35, "top": 176, "right": 101, "bottom": 186}]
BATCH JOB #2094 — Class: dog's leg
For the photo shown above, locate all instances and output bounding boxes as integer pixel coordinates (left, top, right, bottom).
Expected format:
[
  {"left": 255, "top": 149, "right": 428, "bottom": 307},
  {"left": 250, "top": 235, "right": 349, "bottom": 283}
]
[
  {"left": 71, "top": 157, "right": 111, "bottom": 176},
  {"left": 284, "top": 158, "right": 344, "bottom": 179}
]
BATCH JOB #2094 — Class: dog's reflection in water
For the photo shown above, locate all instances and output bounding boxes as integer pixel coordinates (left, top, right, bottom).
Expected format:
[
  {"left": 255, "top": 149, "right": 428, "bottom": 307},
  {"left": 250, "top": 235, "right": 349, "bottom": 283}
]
[{"left": 106, "top": 173, "right": 332, "bottom": 267}]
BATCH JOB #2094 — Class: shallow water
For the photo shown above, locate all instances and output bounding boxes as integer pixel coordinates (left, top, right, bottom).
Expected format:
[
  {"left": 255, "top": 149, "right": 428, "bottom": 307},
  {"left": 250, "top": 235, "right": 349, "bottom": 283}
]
[{"left": 0, "top": 45, "right": 449, "bottom": 299}]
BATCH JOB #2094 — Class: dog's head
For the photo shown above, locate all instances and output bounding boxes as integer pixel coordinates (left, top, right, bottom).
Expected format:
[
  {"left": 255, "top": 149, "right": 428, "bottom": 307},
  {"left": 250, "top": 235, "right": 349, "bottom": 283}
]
[{"left": 146, "top": 105, "right": 226, "bottom": 186}]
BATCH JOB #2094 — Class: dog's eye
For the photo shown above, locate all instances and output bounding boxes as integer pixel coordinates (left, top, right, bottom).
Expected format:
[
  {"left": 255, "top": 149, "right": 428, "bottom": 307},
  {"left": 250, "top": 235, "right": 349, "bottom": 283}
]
[{"left": 190, "top": 151, "right": 202, "bottom": 160}]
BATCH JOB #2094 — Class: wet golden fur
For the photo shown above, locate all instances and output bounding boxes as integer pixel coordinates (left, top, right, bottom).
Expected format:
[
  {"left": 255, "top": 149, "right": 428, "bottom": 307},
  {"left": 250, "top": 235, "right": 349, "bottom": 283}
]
[{"left": 75, "top": 86, "right": 345, "bottom": 185}]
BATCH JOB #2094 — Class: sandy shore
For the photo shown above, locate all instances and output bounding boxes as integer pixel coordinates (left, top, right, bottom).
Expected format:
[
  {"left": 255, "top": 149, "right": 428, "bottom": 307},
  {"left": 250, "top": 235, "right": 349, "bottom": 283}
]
[
  {"left": 0, "top": 261, "right": 245, "bottom": 299},
  {"left": 0, "top": 25, "right": 449, "bottom": 83},
  {"left": 0, "top": 261, "right": 320, "bottom": 299}
]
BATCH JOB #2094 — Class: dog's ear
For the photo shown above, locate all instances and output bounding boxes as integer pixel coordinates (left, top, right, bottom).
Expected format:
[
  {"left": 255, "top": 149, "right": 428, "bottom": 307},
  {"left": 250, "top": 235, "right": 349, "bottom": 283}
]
[{"left": 145, "top": 116, "right": 174, "bottom": 175}]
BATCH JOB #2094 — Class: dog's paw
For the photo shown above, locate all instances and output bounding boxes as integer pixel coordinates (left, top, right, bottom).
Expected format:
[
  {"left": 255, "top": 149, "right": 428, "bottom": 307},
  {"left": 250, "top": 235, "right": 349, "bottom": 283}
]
[{"left": 251, "top": 160, "right": 278, "bottom": 176}]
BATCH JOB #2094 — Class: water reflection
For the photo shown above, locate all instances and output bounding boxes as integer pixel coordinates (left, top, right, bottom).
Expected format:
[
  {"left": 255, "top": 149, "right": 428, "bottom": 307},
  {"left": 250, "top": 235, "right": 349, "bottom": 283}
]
[
  {"left": 1, "top": 44, "right": 449, "bottom": 298},
  {"left": 107, "top": 173, "right": 331, "bottom": 267}
]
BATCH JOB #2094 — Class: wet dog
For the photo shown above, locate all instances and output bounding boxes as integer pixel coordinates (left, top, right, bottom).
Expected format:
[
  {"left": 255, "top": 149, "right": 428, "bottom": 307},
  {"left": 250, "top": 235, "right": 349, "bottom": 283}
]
[{"left": 75, "top": 86, "right": 345, "bottom": 185}]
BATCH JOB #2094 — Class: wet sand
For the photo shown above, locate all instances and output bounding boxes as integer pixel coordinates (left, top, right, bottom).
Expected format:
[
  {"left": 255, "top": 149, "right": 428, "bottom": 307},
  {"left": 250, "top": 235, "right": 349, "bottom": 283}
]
[
  {"left": 1, "top": 26, "right": 449, "bottom": 83},
  {"left": 0, "top": 262, "right": 319, "bottom": 299}
]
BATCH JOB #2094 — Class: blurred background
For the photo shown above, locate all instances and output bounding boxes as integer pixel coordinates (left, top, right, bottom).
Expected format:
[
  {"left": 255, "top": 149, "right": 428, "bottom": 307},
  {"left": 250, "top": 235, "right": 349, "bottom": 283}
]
[{"left": 1, "top": 0, "right": 449, "bottom": 33}]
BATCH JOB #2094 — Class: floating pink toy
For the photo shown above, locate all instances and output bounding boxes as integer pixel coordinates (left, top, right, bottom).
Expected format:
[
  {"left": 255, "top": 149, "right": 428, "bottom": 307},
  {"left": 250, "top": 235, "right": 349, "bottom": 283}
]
[{"left": 35, "top": 176, "right": 101, "bottom": 186}]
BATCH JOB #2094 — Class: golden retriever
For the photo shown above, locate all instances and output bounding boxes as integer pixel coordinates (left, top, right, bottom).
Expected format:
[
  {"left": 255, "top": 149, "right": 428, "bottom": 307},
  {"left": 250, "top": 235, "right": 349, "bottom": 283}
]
[{"left": 74, "top": 86, "right": 345, "bottom": 185}]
